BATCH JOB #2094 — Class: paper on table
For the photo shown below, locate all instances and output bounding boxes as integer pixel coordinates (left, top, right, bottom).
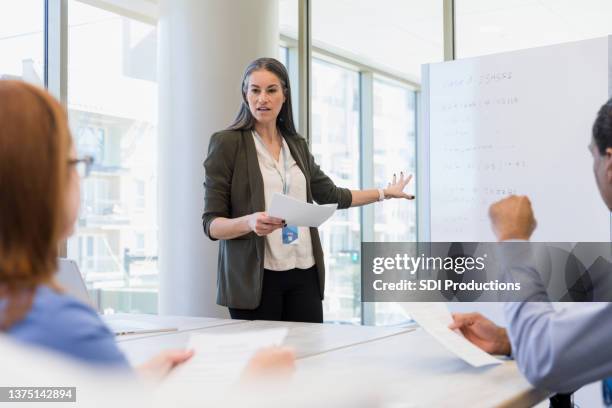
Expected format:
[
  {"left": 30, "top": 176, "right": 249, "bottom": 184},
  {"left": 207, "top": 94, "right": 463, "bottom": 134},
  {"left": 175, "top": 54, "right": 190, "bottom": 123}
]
[
  {"left": 268, "top": 193, "right": 337, "bottom": 227},
  {"left": 398, "top": 303, "right": 502, "bottom": 368},
  {"left": 164, "top": 328, "right": 289, "bottom": 388}
]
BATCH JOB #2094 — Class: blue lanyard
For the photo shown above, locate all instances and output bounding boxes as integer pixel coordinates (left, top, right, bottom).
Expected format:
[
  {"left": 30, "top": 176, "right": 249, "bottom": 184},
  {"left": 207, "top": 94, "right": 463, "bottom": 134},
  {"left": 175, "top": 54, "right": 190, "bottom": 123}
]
[{"left": 252, "top": 130, "right": 291, "bottom": 195}]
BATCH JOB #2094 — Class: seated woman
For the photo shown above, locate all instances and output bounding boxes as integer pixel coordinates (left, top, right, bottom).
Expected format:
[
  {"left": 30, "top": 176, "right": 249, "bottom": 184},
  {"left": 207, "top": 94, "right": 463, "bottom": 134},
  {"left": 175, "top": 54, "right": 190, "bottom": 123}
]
[{"left": 0, "top": 80, "right": 294, "bottom": 380}]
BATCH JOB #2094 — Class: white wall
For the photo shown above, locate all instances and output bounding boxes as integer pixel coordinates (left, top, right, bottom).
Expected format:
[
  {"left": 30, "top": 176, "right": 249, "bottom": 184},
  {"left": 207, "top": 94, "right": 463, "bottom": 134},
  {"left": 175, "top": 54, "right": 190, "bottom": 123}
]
[{"left": 157, "top": 0, "right": 279, "bottom": 317}]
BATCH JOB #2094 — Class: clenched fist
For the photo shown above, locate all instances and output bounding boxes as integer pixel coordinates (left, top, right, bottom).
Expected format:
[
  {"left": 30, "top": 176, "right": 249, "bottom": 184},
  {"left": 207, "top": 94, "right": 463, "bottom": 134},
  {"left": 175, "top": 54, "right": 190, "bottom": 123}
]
[{"left": 489, "top": 195, "right": 537, "bottom": 241}]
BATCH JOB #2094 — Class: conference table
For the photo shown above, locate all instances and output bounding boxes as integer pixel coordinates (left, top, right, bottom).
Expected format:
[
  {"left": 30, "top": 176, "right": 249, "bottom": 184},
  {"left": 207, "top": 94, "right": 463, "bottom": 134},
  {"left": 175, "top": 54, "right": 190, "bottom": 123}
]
[{"left": 109, "top": 314, "right": 549, "bottom": 407}]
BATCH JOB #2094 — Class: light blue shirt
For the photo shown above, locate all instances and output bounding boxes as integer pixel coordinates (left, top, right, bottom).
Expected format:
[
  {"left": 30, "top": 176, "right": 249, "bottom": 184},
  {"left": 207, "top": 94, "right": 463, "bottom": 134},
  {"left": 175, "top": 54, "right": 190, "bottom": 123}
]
[
  {"left": 499, "top": 243, "right": 612, "bottom": 393},
  {"left": 2, "top": 285, "right": 130, "bottom": 369}
]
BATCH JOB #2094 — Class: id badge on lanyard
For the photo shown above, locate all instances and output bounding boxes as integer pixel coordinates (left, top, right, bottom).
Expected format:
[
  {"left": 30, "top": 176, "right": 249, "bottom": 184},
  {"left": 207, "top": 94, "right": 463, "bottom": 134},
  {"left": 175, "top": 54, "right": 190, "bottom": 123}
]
[
  {"left": 282, "top": 225, "right": 299, "bottom": 245},
  {"left": 253, "top": 130, "right": 299, "bottom": 245}
]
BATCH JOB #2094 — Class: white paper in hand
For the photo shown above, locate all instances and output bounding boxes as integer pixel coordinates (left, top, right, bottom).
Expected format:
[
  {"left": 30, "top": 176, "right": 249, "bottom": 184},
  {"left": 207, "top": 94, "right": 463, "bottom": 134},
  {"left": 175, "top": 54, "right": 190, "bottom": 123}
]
[
  {"left": 398, "top": 302, "right": 502, "bottom": 368},
  {"left": 164, "top": 328, "right": 288, "bottom": 389},
  {"left": 268, "top": 193, "right": 337, "bottom": 227}
]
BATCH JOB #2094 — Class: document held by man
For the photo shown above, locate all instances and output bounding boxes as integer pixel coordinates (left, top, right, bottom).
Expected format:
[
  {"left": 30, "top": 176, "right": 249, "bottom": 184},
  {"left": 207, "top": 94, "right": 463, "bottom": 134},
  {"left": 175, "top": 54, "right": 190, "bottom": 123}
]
[
  {"left": 163, "top": 328, "right": 289, "bottom": 388},
  {"left": 398, "top": 303, "right": 502, "bottom": 368},
  {"left": 268, "top": 193, "right": 337, "bottom": 227}
]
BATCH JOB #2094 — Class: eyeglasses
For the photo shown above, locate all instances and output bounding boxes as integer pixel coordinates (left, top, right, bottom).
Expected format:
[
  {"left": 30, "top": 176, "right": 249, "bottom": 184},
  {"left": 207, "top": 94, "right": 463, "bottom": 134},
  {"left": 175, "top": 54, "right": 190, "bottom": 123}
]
[{"left": 68, "top": 155, "right": 94, "bottom": 178}]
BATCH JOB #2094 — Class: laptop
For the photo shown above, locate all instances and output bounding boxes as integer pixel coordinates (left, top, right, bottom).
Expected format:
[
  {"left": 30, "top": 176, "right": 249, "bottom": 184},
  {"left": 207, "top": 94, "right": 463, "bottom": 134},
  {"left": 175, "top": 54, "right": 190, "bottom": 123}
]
[{"left": 56, "top": 259, "right": 177, "bottom": 336}]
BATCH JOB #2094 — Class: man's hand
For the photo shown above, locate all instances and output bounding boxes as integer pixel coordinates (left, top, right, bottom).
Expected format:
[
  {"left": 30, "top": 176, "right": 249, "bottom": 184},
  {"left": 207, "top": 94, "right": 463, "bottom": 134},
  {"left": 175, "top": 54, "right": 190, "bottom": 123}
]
[
  {"left": 449, "top": 312, "right": 511, "bottom": 356},
  {"left": 489, "top": 195, "right": 537, "bottom": 241}
]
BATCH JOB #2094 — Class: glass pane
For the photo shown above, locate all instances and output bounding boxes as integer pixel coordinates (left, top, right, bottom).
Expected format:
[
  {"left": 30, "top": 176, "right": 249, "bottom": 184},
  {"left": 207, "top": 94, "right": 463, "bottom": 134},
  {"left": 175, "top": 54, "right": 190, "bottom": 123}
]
[
  {"left": 279, "top": 46, "right": 288, "bottom": 67},
  {"left": 0, "top": 0, "right": 44, "bottom": 84},
  {"left": 311, "top": 1, "right": 434, "bottom": 325},
  {"left": 66, "top": 1, "right": 159, "bottom": 314},
  {"left": 312, "top": 0, "right": 443, "bottom": 80},
  {"left": 279, "top": 1, "right": 298, "bottom": 129},
  {"left": 373, "top": 78, "right": 416, "bottom": 242},
  {"left": 279, "top": 0, "right": 299, "bottom": 39},
  {"left": 311, "top": 59, "right": 361, "bottom": 323},
  {"left": 372, "top": 77, "right": 417, "bottom": 326},
  {"left": 456, "top": 0, "right": 612, "bottom": 58}
]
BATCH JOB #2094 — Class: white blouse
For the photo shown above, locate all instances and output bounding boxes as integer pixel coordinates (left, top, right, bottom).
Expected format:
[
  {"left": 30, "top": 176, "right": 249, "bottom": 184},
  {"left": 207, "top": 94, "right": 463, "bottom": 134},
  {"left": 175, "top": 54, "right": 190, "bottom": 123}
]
[{"left": 252, "top": 131, "right": 315, "bottom": 271}]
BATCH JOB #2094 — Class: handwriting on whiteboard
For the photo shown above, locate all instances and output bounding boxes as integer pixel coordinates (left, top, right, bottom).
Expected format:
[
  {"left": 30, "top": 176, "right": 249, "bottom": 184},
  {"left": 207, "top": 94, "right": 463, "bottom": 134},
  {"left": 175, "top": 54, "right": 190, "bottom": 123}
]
[
  {"left": 439, "top": 96, "right": 519, "bottom": 112},
  {"left": 443, "top": 72, "right": 513, "bottom": 88}
]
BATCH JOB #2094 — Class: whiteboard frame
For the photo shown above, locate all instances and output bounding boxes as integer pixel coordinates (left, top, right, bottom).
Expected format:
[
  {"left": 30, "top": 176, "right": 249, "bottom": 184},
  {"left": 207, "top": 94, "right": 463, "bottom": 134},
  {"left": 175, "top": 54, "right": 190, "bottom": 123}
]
[
  {"left": 419, "top": 37, "right": 612, "bottom": 243},
  {"left": 416, "top": 64, "right": 431, "bottom": 242},
  {"left": 609, "top": 36, "right": 612, "bottom": 240}
]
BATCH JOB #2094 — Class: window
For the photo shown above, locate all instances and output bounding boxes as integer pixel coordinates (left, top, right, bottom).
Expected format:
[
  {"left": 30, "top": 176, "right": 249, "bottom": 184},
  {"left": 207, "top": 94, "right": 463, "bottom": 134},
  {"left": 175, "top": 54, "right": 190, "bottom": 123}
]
[
  {"left": 456, "top": 0, "right": 612, "bottom": 58},
  {"left": 279, "top": 0, "right": 299, "bottom": 39},
  {"left": 0, "top": 0, "right": 44, "bottom": 84},
  {"left": 76, "top": 126, "right": 106, "bottom": 162},
  {"left": 373, "top": 78, "right": 417, "bottom": 242},
  {"left": 311, "top": 0, "right": 443, "bottom": 80},
  {"left": 280, "top": 2, "right": 429, "bottom": 324},
  {"left": 134, "top": 180, "right": 146, "bottom": 210},
  {"left": 371, "top": 77, "right": 417, "bottom": 325},
  {"left": 66, "top": 1, "right": 159, "bottom": 314},
  {"left": 311, "top": 58, "right": 361, "bottom": 323},
  {"left": 135, "top": 233, "right": 145, "bottom": 253},
  {"left": 307, "top": 1, "right": 434, "bottom": 324},
  {"left": 279, "top": 46, "right": 288, "bottom": 67}
]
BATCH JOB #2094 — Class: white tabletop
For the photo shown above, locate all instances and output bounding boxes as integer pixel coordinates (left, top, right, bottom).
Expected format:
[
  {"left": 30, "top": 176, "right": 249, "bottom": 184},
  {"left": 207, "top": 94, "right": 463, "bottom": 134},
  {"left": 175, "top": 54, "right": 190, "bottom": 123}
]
[
  {"left": 114, "top": 315, "right": 548, "bottom": 407},
  {"left": 117, "top": 317, "right": 412, "bottom": 364},
  {"left": 296, "top": 328, "right": 548, "bottom": 408},
  {"left": 106, "top": 313, "right": 245, "bottom": 342}
]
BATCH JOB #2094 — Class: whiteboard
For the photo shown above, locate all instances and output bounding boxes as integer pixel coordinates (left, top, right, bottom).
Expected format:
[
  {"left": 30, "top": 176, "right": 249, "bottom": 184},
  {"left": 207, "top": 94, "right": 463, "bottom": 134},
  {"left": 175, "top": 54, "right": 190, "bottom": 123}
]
[{"left": 422, "top": 37, "right": 611, "bottom": 242}]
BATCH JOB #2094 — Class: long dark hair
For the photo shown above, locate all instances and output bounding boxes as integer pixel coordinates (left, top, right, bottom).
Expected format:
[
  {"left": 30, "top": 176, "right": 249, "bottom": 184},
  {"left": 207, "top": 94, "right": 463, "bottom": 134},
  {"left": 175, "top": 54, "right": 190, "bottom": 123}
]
[{"left": 227, "top": 57, "right": 298, "bottom": 137}]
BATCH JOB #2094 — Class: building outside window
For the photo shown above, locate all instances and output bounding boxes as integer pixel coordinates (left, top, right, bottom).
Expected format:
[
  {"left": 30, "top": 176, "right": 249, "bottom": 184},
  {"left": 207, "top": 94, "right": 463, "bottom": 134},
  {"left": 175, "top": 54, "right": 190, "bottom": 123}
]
[
  {"left": 66, "top": 1, "right": 159, "bottom": 314},
  {"left": 373, "top": 78, "right": 417, "bottom": 243},
  {"left": 311, "top": 58, "right": 361, "bottom": 323},
  {"left": 0, "top": 0, "right": 44, "bottom": 84},
  {"left": 371, "top": 77, "right": 417, "bottom": 325},
  {"left": 279, "top": 46, "right": 288, "bottom": 67}
]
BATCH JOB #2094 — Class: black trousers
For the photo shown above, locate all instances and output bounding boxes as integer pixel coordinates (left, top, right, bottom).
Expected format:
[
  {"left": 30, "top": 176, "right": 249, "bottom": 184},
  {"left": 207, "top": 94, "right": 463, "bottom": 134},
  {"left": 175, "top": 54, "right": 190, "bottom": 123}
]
[
  {"left": 549, "top": 393, "right": 573, "bottom": 408},
  {"left": 228, "top": 266, "right": 323, "bottom": 323}
]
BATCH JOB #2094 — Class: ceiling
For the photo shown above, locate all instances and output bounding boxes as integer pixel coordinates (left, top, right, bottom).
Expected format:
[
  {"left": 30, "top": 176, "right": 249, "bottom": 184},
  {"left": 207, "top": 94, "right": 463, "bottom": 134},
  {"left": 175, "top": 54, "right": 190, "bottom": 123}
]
[
  {"left": 280, "top": 0, "right": 612, "bottom": 81},
  {"left": 121, "top": 0, "right": 612, "bottom": 82}
]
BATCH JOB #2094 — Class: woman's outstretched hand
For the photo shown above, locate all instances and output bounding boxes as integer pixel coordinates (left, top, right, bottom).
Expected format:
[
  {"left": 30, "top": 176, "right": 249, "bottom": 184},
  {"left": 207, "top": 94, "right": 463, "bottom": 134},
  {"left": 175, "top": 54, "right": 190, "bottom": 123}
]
[{"left": 384, "top": 172, "right": 415, "bottom": 200}]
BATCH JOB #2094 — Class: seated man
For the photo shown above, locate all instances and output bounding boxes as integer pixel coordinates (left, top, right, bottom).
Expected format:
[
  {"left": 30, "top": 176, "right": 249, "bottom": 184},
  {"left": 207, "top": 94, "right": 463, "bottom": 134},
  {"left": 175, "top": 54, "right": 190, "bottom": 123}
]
[{"left": 451, "top": 98, "right": 612, "bottom": 401}]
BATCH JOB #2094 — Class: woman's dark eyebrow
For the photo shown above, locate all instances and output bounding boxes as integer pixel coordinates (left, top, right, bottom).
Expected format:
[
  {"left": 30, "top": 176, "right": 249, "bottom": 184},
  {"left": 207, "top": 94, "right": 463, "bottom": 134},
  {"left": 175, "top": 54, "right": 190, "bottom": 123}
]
[{"left": 249, "top": 84, "right": 279, "bottom": 89}]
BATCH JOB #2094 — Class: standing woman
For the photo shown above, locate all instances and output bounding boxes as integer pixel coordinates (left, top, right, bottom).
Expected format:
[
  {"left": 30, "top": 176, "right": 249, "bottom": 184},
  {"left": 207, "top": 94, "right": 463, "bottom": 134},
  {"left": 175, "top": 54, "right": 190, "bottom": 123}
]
[{"left": 203, "top": 57, "right": 414, "bottom": 323}]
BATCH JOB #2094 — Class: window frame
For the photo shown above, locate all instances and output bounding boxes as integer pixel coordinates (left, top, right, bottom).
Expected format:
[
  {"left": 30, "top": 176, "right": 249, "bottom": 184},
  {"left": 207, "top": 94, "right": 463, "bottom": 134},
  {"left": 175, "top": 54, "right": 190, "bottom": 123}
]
[{"left": 45, "top": 0, "right": 452, "bottom": 322}]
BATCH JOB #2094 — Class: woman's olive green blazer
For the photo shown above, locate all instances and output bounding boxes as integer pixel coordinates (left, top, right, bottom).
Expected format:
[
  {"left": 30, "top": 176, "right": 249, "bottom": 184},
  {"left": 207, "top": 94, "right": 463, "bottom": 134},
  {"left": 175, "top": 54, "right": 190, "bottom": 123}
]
[{"left": 202, "top": 129, "right": 352, "bottom": 309}]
